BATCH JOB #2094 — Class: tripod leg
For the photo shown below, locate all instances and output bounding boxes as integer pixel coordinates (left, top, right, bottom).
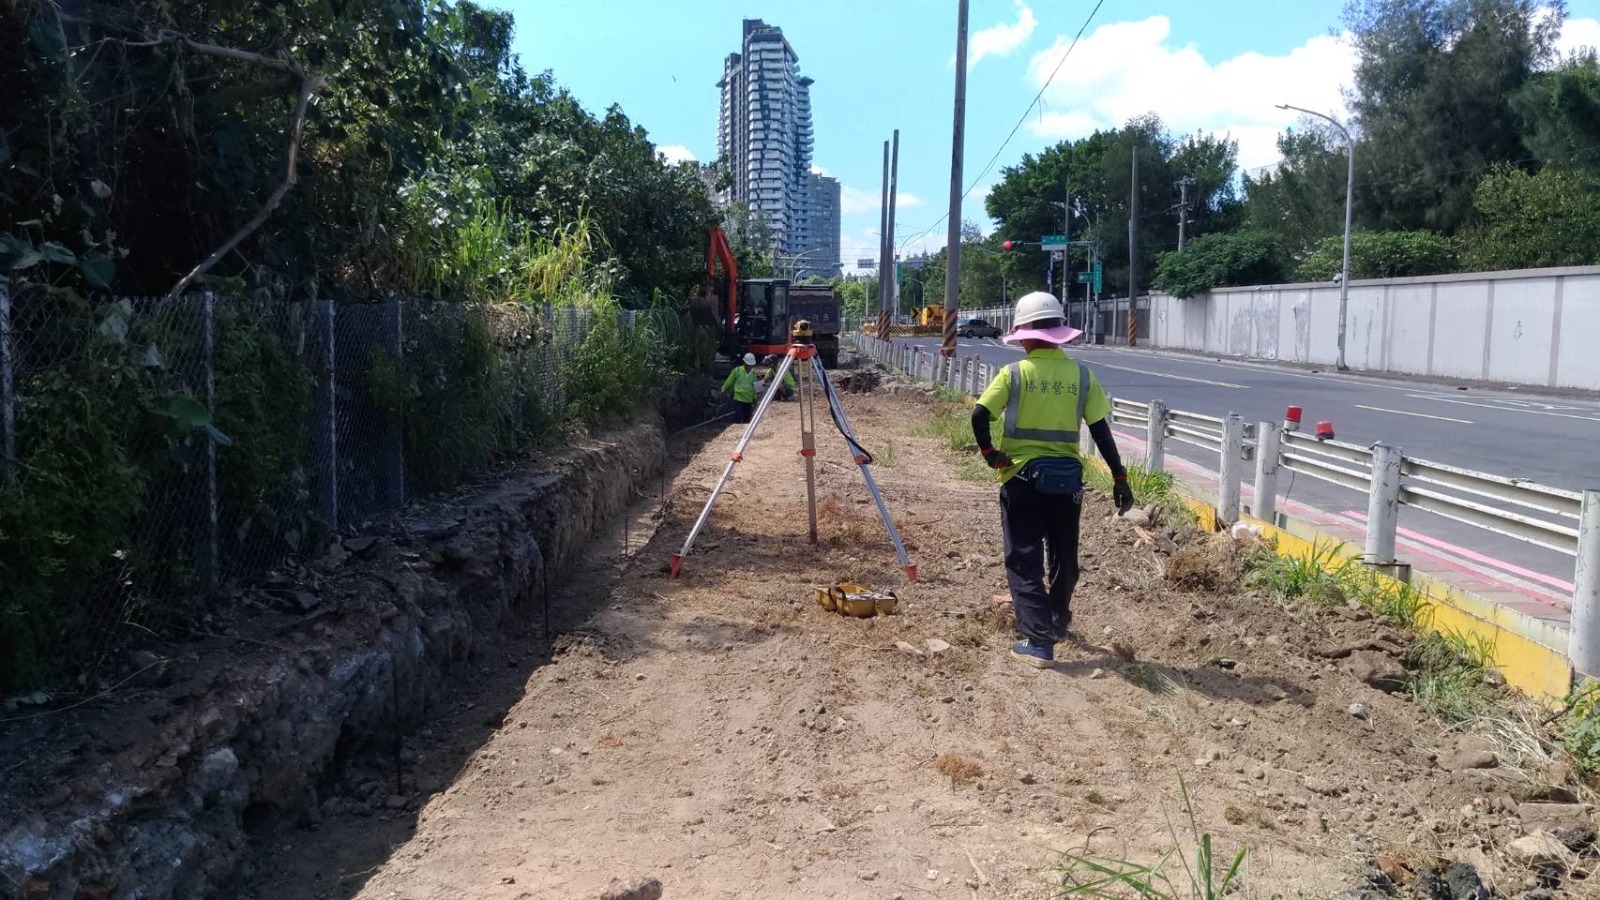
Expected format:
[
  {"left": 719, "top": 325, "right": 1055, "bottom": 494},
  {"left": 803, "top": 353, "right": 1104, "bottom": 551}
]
[
  {"left": 812, "top": 356, "right": 918, "bottom": 582},
  {"left": 670, "top": 354, "right": 798, "bottom": 578},
  {"left": 799, "top": 354, "right": 818, "bottom": 544}
]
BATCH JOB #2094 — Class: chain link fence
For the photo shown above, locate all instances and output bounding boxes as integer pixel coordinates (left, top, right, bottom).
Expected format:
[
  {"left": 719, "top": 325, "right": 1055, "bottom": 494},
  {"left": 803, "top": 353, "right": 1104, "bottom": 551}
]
[{"left": 0, "top": 283, "right": 671, "bottom": 693}]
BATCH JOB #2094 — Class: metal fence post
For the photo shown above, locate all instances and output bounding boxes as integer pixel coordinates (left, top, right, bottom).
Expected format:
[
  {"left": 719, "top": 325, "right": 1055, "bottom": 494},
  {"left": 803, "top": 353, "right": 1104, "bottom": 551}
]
[
  {"left": 1219, "top": 413, "right": 1245, "bottom": 523},
  {"left": 1253, "top": 421, "right": 1281, "bottom": 523},
  {"left": 202, "top": 292, "right": 219, "bottom": 589},
  {"left": 1572, "top": 490, "right": 1600, "bottom": 678},
  {"left": 317, "top": 297, "right": 339, "bottom": 530},
  {"left": 1145, "top": 399, "right": 1167, "bottom": 473},
  {"left": 1365, "top": 443, "right": 1403, "bottom": 565},
  {"left": 382, "top": 298, "right": 405, "bottom": 511},
  {"left": 1, "top": 281, "right": 14, "bottom": 490}
]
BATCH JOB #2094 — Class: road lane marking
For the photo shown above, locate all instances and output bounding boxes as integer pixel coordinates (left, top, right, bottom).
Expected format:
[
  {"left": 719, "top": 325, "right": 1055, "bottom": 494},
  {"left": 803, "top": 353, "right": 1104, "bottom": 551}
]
[
  {"left": 1353, "top": 404, "right": 1473, "bottom": 424},
  {"left": 1091, "top": 361, "right": 1247, "bottom": 389},
  {"left": 1342, "top": 510, "right": 1575, "bottom": 594},
  {"left": 1405, "top": 394, "right": 1600, "bottom": 423}
]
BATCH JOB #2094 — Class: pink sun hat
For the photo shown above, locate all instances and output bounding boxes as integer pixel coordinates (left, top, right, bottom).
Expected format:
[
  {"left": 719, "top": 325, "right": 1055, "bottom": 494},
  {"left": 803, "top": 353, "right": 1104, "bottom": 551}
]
[
  {"left": 1001, "top": 290, "right": 1083, "bottom": 345},
  {"left": 1002, "top": 322, "right": 1083, "bottom": 345}
]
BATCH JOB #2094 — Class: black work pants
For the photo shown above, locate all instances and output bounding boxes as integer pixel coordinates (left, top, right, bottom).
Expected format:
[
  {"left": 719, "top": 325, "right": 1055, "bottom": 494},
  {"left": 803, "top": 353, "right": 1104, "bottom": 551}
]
[
  {"left": 999, "top": 475, "right": 1083, "bottom": 645},
  {"left": 733, "top": 400, "right": 754, "bottom": 423}
]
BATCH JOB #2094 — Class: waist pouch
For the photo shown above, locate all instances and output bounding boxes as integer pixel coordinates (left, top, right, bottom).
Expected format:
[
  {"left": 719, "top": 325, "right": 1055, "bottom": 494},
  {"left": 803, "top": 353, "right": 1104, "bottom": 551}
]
[{"left": 1022, "top": 457, "right": 1083, "bottom": 496}]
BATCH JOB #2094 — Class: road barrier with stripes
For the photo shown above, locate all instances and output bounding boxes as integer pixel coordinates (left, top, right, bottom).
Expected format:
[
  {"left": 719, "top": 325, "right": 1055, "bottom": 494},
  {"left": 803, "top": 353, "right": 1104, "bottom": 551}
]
[{"left": 849, "top": 331, "right": 1600, "bottom": 682}]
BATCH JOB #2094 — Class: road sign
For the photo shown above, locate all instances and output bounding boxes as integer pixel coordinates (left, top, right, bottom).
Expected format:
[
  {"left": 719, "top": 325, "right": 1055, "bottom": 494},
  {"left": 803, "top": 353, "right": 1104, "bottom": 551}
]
[
  {"left": 1093, "top": 260, "right": 1102, "bottom": 294},
  {"left": 1075, "top": 271, "right": 1092, "bottom": 284},
  {"left": 1040, "top": 234, "right": 1067, "bottom": 250},
  {"left": 1077, "top": 262, "right": 1103, "bottom": 292}
]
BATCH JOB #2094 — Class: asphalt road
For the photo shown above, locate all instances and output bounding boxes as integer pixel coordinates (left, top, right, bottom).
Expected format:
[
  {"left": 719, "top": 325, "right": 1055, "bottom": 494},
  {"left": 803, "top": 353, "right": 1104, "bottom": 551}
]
[{"left": 899, "top": 336, "right": 1600, "bottom": 597}]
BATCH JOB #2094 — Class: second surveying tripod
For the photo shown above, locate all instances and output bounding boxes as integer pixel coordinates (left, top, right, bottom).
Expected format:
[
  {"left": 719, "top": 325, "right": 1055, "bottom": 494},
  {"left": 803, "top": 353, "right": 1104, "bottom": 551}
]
[{"left": 669, "top": 329, "right": 917, "bottom": 582}]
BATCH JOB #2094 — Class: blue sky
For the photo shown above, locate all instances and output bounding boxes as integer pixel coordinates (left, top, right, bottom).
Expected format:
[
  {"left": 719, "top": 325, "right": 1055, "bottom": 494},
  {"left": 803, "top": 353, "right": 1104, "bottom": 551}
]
[{"left": 509, "top": 0, "right": 1600, "bottom": 270}]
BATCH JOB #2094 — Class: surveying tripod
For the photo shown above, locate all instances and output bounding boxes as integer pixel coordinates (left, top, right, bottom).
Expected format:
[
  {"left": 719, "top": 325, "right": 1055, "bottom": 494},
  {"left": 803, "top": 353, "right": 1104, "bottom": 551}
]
[{"left": 669, "top": 325, "right": 917, "bottom": 582}]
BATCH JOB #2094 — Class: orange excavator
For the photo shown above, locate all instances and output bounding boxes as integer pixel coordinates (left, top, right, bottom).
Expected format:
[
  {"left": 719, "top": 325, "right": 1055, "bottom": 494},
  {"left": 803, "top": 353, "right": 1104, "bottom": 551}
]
[{"left": 689, "top": 227, "right": 793, "bottom": 361}]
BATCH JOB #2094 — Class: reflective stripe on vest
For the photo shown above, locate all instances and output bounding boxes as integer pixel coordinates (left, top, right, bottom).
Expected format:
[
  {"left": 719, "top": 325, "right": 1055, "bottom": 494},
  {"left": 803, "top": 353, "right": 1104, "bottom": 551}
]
[{"left": 1002, "top": 361, "right": 1089, "bottom": 443}]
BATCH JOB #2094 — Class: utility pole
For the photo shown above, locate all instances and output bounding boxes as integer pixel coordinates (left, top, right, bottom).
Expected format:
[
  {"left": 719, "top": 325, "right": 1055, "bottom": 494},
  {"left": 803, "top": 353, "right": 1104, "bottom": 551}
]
[
  {"left": 940, "top": 0, "right": 969, "bottom": 358},
  {"left": 1061, "top": 181, "right": 1070, "bottom": 316},
  {"left": 887, "top": 129, "right": 901, "bottom": 322},
  {"left": 1127, "top": 145, "right": 1139, "bottom": 347},
  {"left": 877, "top": 140, "right": 891, "bottom": 339},
  {"left": 1176, "top": 176, "right": 1194, "bottom": 251}
]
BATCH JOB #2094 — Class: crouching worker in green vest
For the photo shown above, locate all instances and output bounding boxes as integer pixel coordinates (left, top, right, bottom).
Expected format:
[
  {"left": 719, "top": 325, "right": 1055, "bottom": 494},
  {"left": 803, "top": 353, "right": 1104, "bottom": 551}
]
[
  {"left": 762, "top": 355, "right": 797, "bottom": 400},
  {"left": 722, "top": 353, "right": 759, "bottom": 423},
  {"left": 972, "top": 292, "right": 1135, "bottom": 669}
]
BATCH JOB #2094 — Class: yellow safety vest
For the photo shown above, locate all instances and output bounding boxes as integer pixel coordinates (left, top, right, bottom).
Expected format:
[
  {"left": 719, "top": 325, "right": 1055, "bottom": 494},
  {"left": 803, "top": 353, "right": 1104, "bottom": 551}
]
[
  {"left": 975, "top": 348, "right": 1111, "bottom": 484},
  {"left": 722, "top": 366, "right": 757, "bottom": 403}
]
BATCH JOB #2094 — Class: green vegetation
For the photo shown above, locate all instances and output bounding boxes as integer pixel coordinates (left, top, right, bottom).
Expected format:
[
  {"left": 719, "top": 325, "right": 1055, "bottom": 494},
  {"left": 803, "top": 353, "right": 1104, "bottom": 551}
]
[
  {"left": 1293, "top": 230, "right": 1462, "bottom": 282},
  {"left": 1054, "top": 780, "right": 1249, "bottom": 899},
  {"left": 982, "top": 0, "right": 1600, "bottom": 296},
  {"left": 1558, "top": 684, "right": 1600, "bottom": 778},
  {"left": 1406, "top": 630, "right": 1500, "bottom": 724},
  {"left": 918, "top": 397, "right": 991, "bottom": 482},
  {"left": 0, "top": 1, "right": 722, "bottom": 693},
  {"left": 1085, "top": 464, "right": 1191, "bottom": 530}
]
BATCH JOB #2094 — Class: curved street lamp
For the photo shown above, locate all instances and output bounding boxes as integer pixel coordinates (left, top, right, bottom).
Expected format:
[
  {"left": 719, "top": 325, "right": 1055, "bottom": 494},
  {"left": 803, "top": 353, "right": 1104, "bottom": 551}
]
[{"left": 1277, "top": 103, "right": 1354, "bottom": 372}]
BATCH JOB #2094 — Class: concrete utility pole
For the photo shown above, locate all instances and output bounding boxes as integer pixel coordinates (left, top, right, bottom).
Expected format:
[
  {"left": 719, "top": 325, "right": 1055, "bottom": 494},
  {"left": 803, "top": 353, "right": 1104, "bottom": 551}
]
[
  {"left": 877, "top": 140, "right": 891, "bottom": 339},
  {"left": 1127, "top": 145, "right": 1139, "bottom": 347},
  {"left": 940, "top": 0, "right": 969, "bottom": 358},
  {"left": 1176, "top": 177, "right": 1194, "bottom": 251},
  {"left": 887, "top": 129, "right": 900, "bottom": 322},
  {"left": 1278, "top": 103, "right": 1353, "bottom": 371}
]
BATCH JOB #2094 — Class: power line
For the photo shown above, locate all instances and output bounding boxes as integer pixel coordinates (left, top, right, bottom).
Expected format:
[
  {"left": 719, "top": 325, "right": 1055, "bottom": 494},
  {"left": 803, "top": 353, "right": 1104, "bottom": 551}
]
[{"left": 897, "top": 0, "right": 1110, "bottom": 254}]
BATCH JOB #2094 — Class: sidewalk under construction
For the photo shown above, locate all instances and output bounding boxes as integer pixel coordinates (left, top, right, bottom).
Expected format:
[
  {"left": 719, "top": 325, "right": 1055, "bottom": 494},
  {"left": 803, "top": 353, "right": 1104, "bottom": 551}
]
[{"left": 238, "top": 358, "right": 1593, "bottom": 900}]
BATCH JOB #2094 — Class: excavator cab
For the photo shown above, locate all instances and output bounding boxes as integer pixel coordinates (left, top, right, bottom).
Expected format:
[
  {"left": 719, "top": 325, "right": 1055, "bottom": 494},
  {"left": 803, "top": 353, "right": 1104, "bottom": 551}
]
[
  {"left": 690, "top": 228, "right": 793, "bottom": 362},
  {"left": 736, "top": 279, "right": 791, "bottom": 358}
]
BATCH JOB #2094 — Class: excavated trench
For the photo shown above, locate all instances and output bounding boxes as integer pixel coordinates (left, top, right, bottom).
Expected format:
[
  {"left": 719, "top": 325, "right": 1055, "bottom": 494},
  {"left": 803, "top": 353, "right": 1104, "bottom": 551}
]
[{"left": 0, "top": 380, "right": 723, "bottom": 900}]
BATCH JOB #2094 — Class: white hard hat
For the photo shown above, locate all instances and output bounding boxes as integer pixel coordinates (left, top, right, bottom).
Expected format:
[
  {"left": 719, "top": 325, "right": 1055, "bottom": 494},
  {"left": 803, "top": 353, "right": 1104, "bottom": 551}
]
[
  {"left": 1013, "top": 291, "right": 1066, "bottom": 327},
  {"left": 743, "top": 353, "right": 757, "bottom": 365}
]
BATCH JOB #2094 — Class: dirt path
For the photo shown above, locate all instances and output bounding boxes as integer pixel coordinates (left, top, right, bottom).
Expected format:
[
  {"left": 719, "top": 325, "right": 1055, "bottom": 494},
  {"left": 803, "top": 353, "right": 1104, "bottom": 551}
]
[{"left": 249, "top": 373, "right": 1585, "bottom": 899}]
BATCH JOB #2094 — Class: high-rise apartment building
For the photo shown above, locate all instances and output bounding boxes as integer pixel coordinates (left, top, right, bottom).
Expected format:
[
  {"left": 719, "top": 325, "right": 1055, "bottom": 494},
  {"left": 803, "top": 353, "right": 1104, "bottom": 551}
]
[
  {"left": 716, "top": 19, "right": 837, "bottom": 277},
  {"left": 802, "top": 172, "right": 841, "bottom": 278}
]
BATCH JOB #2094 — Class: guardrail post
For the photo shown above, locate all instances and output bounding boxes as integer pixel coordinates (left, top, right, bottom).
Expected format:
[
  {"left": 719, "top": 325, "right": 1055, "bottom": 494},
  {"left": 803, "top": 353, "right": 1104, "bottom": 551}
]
[
  {"left": 1219, "top": 414, "right": 1245, "bottom": 523},
  {"left": 1365, "top": 443, "right": 1403, "bottom": 565},
  {"left": 1252, "top": 421, "right": 1281, "bottom": 523},
  {"left": 1145, "top": 399, "right": 1167, "bottom": 473},
  {"left": 1570, "top": 490, "right": 1600, "bottom": 678}
]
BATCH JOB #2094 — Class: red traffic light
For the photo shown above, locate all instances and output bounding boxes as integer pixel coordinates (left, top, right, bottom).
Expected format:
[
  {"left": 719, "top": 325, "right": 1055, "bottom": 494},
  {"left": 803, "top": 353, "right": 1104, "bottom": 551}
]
[{"left": 1003, "top": 240, "right": 1018, "bottom": 251}]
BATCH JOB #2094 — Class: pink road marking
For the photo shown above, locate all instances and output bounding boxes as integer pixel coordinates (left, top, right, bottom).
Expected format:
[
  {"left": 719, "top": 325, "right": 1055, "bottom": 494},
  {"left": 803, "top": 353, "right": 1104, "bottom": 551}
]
[{"left": 1342, "top": 510, "right": 1574, "bottom": 594}]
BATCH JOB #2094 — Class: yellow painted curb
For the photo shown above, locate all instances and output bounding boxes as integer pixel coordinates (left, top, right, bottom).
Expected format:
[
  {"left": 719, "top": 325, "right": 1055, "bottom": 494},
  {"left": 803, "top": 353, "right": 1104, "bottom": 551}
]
[{"left": 1233, "top": 513, "right": 1572, "bottom": 701}]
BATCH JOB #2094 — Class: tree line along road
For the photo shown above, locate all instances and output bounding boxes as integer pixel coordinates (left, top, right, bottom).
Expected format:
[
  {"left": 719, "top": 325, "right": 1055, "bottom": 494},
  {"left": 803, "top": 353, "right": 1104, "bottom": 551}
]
[{"left": 897, "top": 336, "right": 1600, "bottom": 599}]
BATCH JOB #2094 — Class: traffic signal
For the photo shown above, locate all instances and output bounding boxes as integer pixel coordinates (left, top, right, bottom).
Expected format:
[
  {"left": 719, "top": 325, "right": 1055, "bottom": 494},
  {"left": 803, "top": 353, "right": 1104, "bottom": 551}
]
[{"left": 1002, "top": 240, "right": 1019, "bottom": 251}]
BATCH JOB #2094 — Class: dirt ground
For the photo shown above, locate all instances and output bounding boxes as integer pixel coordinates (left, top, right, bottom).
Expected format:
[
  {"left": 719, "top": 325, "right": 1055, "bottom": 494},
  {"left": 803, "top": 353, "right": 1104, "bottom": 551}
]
[{"left": 244, "top": 365, "right": 1590, "bottom": 900}]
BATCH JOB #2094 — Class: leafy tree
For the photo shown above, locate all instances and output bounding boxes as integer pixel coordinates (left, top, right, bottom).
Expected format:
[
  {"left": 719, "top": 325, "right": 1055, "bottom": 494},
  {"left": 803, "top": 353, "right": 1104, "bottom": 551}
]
[
  {"left": 1513, "top": 52, "right": 1600, "bottom": 173},
  {"left": 986, "top": 117, "right": 1240, "bottom": 296},
  {"left": 1294, "top": 230, "right": 1461, "bottom": 281},
  {"left": 1243, "top": 124, "right": 1356, "bottom": 255},
  {"left": 1463, "top": 166, "right": 1600, "bottom": 269},
  {"left": 1153, "top": 230, "right": 1291, "bottom": 298},
  {"left": 1343, "top": 0, "right": 1564, "bottom": 233}
]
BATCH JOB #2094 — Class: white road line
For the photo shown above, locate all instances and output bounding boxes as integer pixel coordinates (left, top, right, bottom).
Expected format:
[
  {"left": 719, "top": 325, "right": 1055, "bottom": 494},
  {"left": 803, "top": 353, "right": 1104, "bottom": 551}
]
[
  {"left": 1405, "top": 394, "right": 1600, "bottom": 424},
  {"left": 1353, "top": 404, "right": 1473, "bottom": 424},
  {"left": 1092, "top": 361, "right": 1247, "bottom": 389}
]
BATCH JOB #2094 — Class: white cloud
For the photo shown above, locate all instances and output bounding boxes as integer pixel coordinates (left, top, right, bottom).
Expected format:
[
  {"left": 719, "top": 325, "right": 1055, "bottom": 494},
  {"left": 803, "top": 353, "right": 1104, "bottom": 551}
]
[
  {"left": 811, "top": 164, "right": 831, "bottom": 177},
  {"left": 840, "top": 185, "right": 923, "bottom": 216},
  {"left": 963, "top": 1, "right": 1038, "bottom": 68},
  {"left": 1558, "top": 17, "right": 1600, "bottom": 58},
  {"left": 1024, "top": 16, "right": 1355, "bottom": 170},
  {"left": 656, "top": 144, "right": 697, "bottom": 165},
  {"left": 1020, "top": 15, "right": 1600, "bottom": 172}
]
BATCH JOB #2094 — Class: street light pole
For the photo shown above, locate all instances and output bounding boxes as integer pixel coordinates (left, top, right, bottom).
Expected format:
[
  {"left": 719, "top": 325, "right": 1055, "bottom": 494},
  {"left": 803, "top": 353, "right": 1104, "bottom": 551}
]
[{"left": 1278, "top": 103, "right": 1353, "bottom": 371}]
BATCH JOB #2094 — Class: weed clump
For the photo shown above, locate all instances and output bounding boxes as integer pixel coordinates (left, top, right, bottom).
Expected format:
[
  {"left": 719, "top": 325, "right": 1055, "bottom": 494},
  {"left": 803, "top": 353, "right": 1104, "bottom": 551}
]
[{"left": 934, "top": 753, "right": 984, "bottom": 788}]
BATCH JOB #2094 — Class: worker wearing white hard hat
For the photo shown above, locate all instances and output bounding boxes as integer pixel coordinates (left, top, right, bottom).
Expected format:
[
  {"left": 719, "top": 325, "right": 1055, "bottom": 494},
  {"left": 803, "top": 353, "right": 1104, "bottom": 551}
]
[
  {"left": 972, "top": 292, "right": 1135, "bottom": 669},
  {"left": 721, "top": 353, "right": 760, "bottom": 423}
]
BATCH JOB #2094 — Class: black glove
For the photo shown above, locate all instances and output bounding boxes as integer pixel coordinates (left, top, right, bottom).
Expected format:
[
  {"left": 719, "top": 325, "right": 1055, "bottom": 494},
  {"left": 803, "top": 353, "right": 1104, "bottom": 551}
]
[
  {"left": 1112, "top": 476, "right": 1135, "bottom": 514},
  {"left": 980, "top": 447, "right": 1013, "bottom": 470}
]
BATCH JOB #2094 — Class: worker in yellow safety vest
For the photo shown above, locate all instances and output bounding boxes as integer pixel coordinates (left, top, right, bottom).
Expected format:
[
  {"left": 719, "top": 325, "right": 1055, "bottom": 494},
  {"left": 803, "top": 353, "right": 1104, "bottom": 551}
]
[
  {"left": 971, "top": 292, "right": 1135, "bottom": 669},
  {"left": 760, "top": 355, "right": 798, "bottom": 400},
  {"left": 722, "top": 353, "right": 759, "bottom": 423}
]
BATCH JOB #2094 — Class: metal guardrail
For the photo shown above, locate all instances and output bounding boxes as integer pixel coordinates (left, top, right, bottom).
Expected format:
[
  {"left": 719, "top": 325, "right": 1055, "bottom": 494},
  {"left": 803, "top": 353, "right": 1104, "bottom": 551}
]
[{"left": 848, "top": 330, "right": 1600, "bottom": 676}]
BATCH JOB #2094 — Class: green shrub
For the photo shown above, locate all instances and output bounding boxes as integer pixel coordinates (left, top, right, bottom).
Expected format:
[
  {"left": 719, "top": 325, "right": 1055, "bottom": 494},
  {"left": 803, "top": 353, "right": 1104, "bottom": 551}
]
[
  {"left": 1293, "top": 230, "right": 1460, "bottom": 282},
  {"left": 1153, "top": 229, "right": 1291, "bottom": 298},
  {"left": 565, "top": 298, "right": 667, "bottom": 424},
  {"left": 1559, "top": 685, "right": 1600, "bottom": 777}
]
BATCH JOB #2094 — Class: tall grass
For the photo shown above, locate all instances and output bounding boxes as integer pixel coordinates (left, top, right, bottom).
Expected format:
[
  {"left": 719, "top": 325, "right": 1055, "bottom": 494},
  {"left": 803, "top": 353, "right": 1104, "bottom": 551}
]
[{"left": 1054, "top": 779, "right": 1251, "bottom": 900}]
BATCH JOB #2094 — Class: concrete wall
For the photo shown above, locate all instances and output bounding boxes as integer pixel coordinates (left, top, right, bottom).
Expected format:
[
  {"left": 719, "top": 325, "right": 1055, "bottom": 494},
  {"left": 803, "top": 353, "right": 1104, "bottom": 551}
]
[{"left": 1148, "top": 266, "right": 1600, "bottom": 390}]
